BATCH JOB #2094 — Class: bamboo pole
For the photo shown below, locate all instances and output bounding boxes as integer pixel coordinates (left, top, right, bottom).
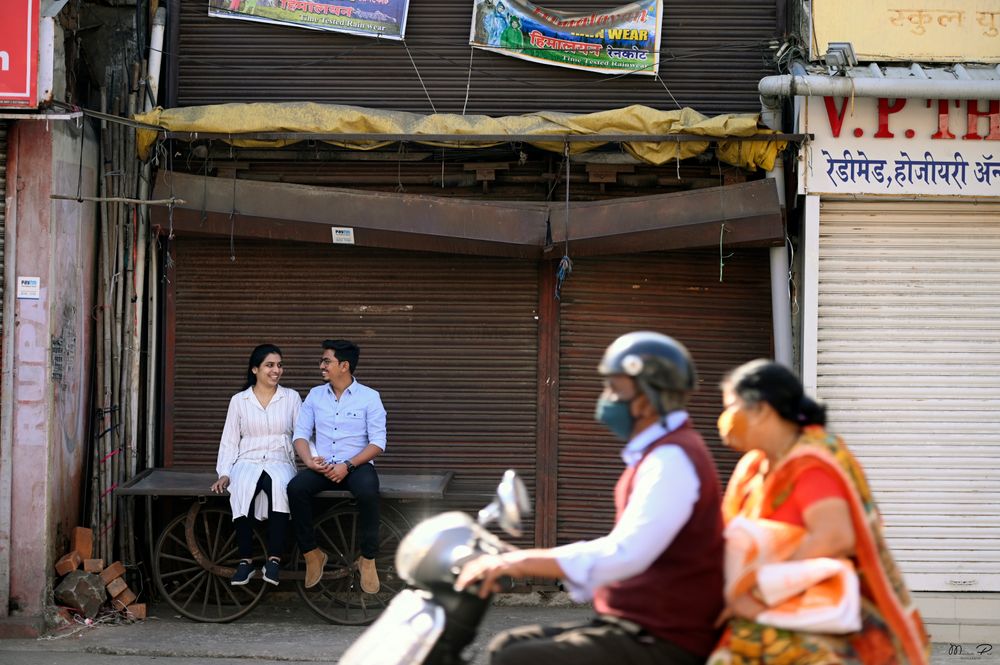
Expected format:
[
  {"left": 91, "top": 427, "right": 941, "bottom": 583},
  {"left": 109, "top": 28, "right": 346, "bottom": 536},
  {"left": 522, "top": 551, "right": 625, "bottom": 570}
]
[
  {"left": 50, "top": 194, "right": 183, "bottom": 206},
  {"left": 110, "top": 80, "right": 126, "bottom": 562},
  {"left": 123, "top": 61, "right": 143, "bottom": 567},
  {"left": 100, "top": 73, "right": 115, "bottom": 561}
]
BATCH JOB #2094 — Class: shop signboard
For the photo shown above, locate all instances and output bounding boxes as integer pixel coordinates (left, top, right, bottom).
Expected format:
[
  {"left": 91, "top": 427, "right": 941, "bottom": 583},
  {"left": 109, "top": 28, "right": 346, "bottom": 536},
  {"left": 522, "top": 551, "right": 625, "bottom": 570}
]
[
  {"left": 209, "top": 0, "right": 411, "bottom": 40},
  {"left": 469, "top": 0, "right": 661, "bottom": 76},
  {"left": 802, "top": 95, "right": 1000, "bottom": 196},
  {"left": 0, "top": 0, "right": 40, "bottom": 107}
]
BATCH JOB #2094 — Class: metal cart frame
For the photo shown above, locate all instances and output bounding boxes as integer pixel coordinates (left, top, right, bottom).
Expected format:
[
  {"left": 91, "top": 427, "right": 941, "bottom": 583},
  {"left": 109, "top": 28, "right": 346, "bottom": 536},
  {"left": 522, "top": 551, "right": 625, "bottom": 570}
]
[{"left": 118, "top": 468, "right": 452, "bottom": 624}]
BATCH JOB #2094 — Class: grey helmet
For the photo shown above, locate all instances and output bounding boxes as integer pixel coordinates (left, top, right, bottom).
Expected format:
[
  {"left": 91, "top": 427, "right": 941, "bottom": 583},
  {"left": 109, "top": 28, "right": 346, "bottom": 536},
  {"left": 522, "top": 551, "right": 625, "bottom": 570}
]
[{"left": 598, "top": 331, "right": 696, "bottom": 414}]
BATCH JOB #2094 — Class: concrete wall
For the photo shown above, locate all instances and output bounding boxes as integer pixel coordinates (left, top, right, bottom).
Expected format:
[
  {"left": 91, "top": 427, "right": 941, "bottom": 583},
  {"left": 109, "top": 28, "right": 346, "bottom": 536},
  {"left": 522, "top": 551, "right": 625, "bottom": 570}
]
[{"left": 2, "top": 117, "right": 97, "bottom": 625}]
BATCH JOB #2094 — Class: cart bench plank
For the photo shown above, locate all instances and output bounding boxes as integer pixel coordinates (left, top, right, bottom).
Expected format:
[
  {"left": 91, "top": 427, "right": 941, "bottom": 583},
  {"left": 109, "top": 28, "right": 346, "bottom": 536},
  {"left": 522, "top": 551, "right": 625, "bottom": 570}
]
[{"left": 117, "top": 467, "right": 453, "bottom": 500}]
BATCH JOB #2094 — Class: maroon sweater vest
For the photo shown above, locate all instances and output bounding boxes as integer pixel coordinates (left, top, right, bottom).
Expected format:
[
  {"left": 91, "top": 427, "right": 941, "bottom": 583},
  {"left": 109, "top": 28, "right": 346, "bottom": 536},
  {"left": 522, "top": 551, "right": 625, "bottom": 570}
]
[{"left": 592, "top": 422, "right": 725, "bottom": 657}]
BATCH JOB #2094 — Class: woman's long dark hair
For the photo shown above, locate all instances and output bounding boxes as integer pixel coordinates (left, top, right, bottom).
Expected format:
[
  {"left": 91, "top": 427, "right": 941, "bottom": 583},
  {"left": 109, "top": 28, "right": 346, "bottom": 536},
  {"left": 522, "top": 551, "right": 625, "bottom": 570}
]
[
  {"left": 244, "top": 344, "right": 282, "bottom": 390},
  {"left": 723, "top": 359, "right": 827, "bottom": 427}
]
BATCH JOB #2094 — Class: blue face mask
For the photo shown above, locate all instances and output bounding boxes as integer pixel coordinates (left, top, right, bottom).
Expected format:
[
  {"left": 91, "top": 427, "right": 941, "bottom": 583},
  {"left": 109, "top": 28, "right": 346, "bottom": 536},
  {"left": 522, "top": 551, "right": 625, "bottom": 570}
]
[{"left": 594, "top": 396, "right": 636, "bottom": 441}]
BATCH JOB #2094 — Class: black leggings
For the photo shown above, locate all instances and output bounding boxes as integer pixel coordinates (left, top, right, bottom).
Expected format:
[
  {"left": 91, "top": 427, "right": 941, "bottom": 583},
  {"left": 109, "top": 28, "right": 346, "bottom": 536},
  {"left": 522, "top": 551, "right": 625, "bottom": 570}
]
[{"left": 234, "top": 471, "right": 289, "bottom": 560}]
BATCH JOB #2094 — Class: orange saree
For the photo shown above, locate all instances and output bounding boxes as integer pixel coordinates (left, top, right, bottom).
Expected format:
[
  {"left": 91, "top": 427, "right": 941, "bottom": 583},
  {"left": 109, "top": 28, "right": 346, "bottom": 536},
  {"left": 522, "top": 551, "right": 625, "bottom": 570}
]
[{"left": 709, "top": 426, "right": 929, "bottom": 665}]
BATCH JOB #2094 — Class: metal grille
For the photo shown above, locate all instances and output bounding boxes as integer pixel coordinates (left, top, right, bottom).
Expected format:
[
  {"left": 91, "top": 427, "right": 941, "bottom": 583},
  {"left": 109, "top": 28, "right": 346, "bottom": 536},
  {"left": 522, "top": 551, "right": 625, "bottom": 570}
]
[
  {"left": 173, "top": 1, "right": 778, "bottom": 115},
  {"left": 169, "top": 237, "right": 540, "bottom": 536},
  {"left": 816, "top": 199, "right": 1000, "bottom": 592},
  {"left": 555, "top": 249, "right": 773, "bottom": 543}
]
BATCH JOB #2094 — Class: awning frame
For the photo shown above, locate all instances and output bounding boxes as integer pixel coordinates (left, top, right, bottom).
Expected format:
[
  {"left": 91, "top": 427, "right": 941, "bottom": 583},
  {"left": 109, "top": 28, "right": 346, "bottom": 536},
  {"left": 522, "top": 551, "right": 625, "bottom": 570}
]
[{"left": 152, "top": 171, "right": 784, "bottom": 258}]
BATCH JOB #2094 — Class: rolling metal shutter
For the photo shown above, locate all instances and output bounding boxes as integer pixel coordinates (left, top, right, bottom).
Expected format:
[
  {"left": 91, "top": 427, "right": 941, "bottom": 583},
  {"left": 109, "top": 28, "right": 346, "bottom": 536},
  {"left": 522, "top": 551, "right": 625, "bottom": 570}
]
[
  {"left": 172, "top": 1, "right": 777, "bottom": 115},
  {"left": 169, "top": 238, "right": 539, "bottom": 531},
  {"left": 556, "top": 248, "right": 773, "bottom": 542},
  {"left": 815, "top": 200, "right": 1000, "bottom": 592}
]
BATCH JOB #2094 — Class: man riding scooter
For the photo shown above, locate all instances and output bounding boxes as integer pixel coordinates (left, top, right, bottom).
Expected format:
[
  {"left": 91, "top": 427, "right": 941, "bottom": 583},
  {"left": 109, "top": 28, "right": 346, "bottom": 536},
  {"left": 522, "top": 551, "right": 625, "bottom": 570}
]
[{"left": 457, "top": 331, "right": 725, "bottom": 665}]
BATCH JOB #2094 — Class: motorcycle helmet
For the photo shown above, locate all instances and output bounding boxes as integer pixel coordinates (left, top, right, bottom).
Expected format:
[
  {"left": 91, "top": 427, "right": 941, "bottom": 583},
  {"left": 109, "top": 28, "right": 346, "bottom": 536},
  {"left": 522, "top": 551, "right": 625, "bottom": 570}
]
[{"left": 598, "top": 331, "right": 697, "bottom": 414}]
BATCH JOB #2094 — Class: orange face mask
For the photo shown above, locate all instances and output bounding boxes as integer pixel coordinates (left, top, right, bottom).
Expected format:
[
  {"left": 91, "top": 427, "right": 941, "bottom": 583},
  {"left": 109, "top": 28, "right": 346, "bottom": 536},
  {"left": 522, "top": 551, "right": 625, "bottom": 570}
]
[{"left": 717, "top": 405, "right": 748, "bottom": 447}]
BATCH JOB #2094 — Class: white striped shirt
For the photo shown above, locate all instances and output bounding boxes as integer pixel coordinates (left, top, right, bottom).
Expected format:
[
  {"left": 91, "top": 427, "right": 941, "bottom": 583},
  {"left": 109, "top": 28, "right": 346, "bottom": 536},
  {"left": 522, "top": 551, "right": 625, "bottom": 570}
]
[{"left": 216, "top": 385, "right": 302, "bottom": 520}]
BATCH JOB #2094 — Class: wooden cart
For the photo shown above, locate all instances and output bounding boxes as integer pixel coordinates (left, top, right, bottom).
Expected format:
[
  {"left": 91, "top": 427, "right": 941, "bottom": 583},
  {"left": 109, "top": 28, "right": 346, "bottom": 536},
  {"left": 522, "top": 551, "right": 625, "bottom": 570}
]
[{"left": 117, "top": 468, "right": 452, "bottom": 624}]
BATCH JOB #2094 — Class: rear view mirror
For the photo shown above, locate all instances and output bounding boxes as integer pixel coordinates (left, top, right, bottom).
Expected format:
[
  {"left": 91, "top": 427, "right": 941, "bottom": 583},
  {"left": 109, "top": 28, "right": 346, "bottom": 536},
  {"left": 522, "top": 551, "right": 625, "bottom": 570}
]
[{"left": 478, "top": 469, "right": 531, "bottom": 537}]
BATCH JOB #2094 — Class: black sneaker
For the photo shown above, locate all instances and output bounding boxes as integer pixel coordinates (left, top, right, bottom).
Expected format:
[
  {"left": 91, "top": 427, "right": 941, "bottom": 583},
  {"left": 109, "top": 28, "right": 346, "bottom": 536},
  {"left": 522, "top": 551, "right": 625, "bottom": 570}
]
[
  {"left": 262, "top": 558, "right": 280, "bottom": 586},
  {"left": 231, "top": 560, "right": 255, "bottom": 586}
]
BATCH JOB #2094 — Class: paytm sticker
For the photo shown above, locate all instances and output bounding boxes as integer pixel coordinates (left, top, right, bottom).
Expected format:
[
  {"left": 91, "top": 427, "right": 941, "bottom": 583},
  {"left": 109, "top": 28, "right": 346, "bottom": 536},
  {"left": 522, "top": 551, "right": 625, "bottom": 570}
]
[
  {"left": 331, "top": 227, "right": 356, "bottom": 245},
  {"left": 16, "top": 276, "right": 40, "bottom": 300}
]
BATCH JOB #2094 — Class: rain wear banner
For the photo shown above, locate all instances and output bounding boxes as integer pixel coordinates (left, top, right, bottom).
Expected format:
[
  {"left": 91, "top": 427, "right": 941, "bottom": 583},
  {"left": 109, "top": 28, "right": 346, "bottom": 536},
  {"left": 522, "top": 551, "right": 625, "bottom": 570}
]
[
  {"left": 208, "top": 0, "right": 410, "bottom": 40},
  {"left": 469, "top": 0, "right": 661, "bottom": 75}
]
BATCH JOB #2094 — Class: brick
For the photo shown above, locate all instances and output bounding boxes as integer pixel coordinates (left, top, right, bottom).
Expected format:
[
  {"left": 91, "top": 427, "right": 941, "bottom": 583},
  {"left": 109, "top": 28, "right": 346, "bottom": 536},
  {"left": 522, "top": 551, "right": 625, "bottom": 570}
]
[
  {"left": 112, "top": 587, "right": 137, "bottom": 609},
  {"left": 50, "top": 606, "right": 75, "bottom": 628},
  {"left": 70, "top": 527, "right": 94, "bottom": 560},
  {"left": 125, "top": 602, "right": 147, "bottom": 620},
  {"left": 105, "top": 576, "right": 127, "bottom": 597},
  {"left": 99, "top": 560, "right": 126, "bottom": 585},
  {"left": 53, "top": 571, "right": 107, "bottom": 619},
  {"left": 54, "top": 551, "right": 82, "bottom": 577},
  {"left": 82, "top": 559, "right": 104, "bottom": 574}
]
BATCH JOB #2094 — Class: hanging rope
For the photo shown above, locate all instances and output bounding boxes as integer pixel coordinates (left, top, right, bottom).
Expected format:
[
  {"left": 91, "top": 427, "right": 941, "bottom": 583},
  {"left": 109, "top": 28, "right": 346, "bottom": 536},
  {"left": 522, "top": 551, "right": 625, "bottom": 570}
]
[
  {"left": 76, "top": 116, "right": 86, "bottom": 201},
  {"left": 555, "top": 142, "right": 573, "bottom": 300},
  {"left": 462, "top": 47, "right": 474, "bottom": 116},
  {"left": 718, "top": 223, "right": 733, "bottom": 282},
  {"left": 229, "top": 170, "right": 238, "bottom": 262},
  {"left": 655, "top": 73, "right": 682, "bottom": 110},
  {"left": 166, "top": 139, "right": 176, "bottom": 239},
  {"left": 403, "top": 40, "right": 437, "bottom": 113}
]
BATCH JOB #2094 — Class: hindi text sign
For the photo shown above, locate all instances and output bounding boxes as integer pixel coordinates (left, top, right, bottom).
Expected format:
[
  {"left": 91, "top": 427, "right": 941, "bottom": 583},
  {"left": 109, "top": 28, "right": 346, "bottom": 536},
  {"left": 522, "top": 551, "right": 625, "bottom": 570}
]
[
  {"left": 209, "top": 0, "right": 410, "bottom": 40},
  {"left": 802, "top": 95, "right": 1000, "bottom": 196},
  {"left": 470, "top": 0, "right": 661, "bottom": 76}
]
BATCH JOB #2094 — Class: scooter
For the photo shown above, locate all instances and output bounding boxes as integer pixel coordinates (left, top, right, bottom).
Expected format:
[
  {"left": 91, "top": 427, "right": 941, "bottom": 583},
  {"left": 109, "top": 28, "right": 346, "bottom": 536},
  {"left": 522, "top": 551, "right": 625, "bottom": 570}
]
[{"left": 340, "top": 469, "right": 531, "bottom": 665}]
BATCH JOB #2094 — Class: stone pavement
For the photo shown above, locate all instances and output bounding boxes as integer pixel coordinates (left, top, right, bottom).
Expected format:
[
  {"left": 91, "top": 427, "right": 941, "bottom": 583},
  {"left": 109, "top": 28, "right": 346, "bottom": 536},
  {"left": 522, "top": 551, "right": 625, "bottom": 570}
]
[{"left": 0, "top": 596, "right": 995, "bottom": 664}]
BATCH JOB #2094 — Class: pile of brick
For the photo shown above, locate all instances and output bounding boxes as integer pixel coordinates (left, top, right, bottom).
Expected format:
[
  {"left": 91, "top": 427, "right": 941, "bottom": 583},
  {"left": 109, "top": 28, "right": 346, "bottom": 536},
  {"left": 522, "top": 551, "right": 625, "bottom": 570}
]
[{"left": 52, "top": 527, "right": 146, "bottom": 621}]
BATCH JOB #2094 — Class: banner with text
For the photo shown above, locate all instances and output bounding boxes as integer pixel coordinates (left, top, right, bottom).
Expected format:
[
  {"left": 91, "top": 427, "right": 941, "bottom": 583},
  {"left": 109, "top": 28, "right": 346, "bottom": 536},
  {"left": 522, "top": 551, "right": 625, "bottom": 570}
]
[
  {"left": 0, "top": 0, "right": 39, "bottom": 107},
  {"left": 802, "top": 95, "right": 1000, "bottom": 197},
  {"left": 208, "top": 0, "right": 410, "bottom": 40},
  {"left": 469, "top": 0, "right": 661, "bottom": 76}
]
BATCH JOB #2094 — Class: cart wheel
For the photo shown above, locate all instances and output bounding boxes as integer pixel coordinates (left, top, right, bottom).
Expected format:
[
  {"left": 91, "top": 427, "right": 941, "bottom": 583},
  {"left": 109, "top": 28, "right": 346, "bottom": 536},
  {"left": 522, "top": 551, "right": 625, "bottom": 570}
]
[
  {"left": 294, "top": 505, "right": 404, "bottom": 625},
  {"left": 381, "top": 502, "right": 413, "bottom": 534},
  {"left": 153, "top": 503, "right": 267, "bottom": 622}
]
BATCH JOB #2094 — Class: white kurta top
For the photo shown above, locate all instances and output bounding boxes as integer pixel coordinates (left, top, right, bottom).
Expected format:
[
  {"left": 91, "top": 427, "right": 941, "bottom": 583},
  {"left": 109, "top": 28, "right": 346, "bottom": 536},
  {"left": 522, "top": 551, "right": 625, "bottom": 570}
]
[{"left": 216, "top": 385, "right": 302, "bottom": 520}]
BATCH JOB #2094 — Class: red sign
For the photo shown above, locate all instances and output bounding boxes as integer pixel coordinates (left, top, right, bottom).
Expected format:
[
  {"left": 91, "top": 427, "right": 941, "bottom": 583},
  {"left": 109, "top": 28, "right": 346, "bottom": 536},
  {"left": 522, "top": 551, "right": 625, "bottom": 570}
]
[{"left": 0, "top": 0, "right": 40, "bottom": 107}]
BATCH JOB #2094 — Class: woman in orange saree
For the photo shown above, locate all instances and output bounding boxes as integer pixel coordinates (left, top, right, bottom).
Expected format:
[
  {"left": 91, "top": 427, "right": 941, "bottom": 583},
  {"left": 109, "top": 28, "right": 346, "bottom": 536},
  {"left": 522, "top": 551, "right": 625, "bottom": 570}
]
[{"left": 709, "top": 360, "right": 929, "bottom": 665}]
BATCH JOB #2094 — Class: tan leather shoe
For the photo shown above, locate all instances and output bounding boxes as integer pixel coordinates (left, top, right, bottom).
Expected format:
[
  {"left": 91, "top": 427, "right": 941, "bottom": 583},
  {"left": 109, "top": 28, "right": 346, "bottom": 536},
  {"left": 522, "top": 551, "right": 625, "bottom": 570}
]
[
  {"left": 358, "top": 556, "right": 380, "bottom": 594},
  {"left": 303, "top": 548, "right": 328, "bottom": 589}
]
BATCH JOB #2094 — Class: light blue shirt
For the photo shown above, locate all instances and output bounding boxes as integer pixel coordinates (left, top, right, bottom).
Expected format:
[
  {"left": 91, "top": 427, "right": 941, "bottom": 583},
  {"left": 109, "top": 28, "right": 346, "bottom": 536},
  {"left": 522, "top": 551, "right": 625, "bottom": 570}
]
[
  {"left": 293, "top": 379, "right": 387, "bottom": 465},
  {"left": 553, "top": 410, "right": 701, "bottom": 602}
]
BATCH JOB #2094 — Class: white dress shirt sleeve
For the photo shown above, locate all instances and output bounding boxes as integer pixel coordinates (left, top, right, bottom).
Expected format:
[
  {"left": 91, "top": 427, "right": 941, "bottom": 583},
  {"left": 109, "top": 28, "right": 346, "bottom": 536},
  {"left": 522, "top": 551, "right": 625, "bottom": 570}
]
[
  {"left": 366, "top": 392, "right": 387, "bottom": 450},
  {"left": 285, "top": 389, "right": 302, "bottom": 464},
  {"left": 293, "top": 389, "right": 315, "bottom": 446},
  {"left": 216, "top": 395, "right": 242, "bottom": 479},
  {"left": 553, "top": 444, "right": 700, "bottom": 602}
]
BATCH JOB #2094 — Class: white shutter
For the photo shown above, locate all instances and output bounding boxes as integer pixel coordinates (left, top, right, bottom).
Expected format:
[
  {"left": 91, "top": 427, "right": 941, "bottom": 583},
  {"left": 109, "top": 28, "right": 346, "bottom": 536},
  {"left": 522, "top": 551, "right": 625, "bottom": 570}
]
[{"left": 816, "top": 199, "right": 1000, "bottom": 592}]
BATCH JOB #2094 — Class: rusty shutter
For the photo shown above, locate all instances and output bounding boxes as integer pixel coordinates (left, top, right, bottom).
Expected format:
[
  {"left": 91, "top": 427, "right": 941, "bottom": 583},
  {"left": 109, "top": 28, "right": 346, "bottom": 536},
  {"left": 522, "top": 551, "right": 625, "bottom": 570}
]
[
  {"left": 172, "top": 1, "right": 777, "bottom": 115},
  {"left": 555, "top": 248, "right": 772, "bottom": 543},
  {"left": 168, "top": 237, "right": 539, "bottom": 501}
]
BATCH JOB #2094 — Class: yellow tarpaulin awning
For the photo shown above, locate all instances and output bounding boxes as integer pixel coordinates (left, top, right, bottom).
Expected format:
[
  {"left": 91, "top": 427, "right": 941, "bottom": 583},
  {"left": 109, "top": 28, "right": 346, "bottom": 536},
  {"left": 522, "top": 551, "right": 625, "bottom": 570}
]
[{"left": 134, "top": 102, "right": 786, "bottom": 172}]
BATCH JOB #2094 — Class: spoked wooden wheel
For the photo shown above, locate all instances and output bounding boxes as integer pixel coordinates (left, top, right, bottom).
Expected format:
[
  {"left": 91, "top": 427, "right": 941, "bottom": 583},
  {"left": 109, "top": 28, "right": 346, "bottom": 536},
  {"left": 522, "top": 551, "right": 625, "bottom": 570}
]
[
  {"left": 293, "top": 505, "right": 404, "bottom": 625},
  {"left": 153, "top": 503, "right": 267, "bottom": 622}
]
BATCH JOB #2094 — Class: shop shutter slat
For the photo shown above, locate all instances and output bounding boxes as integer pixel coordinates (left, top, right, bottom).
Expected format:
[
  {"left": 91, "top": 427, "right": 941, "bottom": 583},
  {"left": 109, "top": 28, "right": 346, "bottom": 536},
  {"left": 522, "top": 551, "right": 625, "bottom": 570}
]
[
  {"left": 816, "top": 200, "right": 1000, "bottom": 592},
  {"left": 170, "top": 237, "right": 539, "bottom": 540},
  {"left": 555, "top": 249, "right": 772, "bottom": 543},
  {"left": 174, "top": 1, "right": 777, "bottom": 115}
]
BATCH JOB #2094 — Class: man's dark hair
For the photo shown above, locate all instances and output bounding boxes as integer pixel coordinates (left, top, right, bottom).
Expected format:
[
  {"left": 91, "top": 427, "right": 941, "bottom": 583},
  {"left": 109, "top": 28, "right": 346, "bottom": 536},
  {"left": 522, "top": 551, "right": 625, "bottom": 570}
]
[{"left": 322, "top": 339, "right": 360, "bottom": 374}]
